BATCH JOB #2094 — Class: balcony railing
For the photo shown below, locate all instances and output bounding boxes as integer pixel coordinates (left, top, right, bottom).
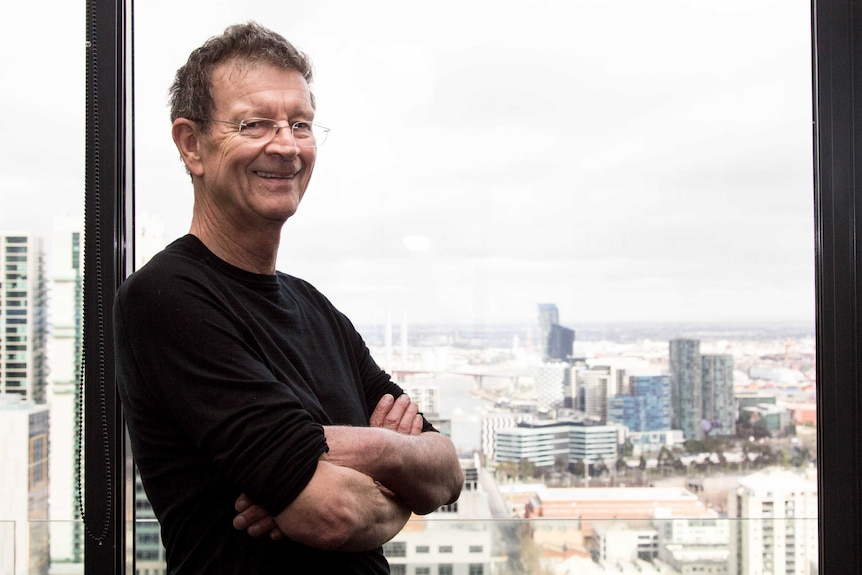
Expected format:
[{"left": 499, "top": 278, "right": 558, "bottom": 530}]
[{"left": 1, "top": 516, "right": 820, "bottom": 575}]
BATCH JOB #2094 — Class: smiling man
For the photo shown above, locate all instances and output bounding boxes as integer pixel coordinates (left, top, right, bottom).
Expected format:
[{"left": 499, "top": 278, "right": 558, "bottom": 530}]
[{"left": 114, "top": 22, "right": 462, "bottom": 574}]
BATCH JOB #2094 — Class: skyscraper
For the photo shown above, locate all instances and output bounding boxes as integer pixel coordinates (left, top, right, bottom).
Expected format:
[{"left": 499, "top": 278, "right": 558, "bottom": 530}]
[
  {"left": 728, "top": 470, "right": 818, "bottom": 575},
  {"left": 537, "top": 303, "right": 576, "bottom": 361},
  {"left": 47, "top": 216, "right": 85, "bottom": 563},
  {"left": 701, "top": 354, "right": 735, "bottom": 436},
  {"left": 0, "top": 233, "right": 48, "bottom": 403},
  {"left": 580, "top": 365, "right": 610, "bottom": 422},
  {"left": 668, "top": 339, "right": 703, "bottom": 440},
  {"left": 0, "top": 396, "right": 50, "bottom": 575},
  {"left": 534, "top": 362, "right": 570, "bottom": 412}
]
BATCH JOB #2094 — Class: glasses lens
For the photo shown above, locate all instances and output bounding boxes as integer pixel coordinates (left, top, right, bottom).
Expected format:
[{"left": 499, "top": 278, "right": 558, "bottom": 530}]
[
  {"left": 239, "top": 119, "right": 276, "bottom": 139},
  {"left": 309, "top": 124, "right": 329, "bottom": 147},
  {"left": 292, "top": 123, "right": 329, "bottom": 148}
]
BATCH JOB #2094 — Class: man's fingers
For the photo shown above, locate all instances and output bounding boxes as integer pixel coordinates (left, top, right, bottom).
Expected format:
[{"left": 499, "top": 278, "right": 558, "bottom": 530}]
[
  {"left": 370, "top": 393, "right": 423, "bottom": 434},
  {"left": 369, "top": 394, "right": 395, "bottom": 428},
  {"left": 410, "top": 413, "right": 423, "bottom": 436},
  {"left": 392, "top": 397, "right": 419, "bottom": 434},
  {"left": 233, "top": 493, "right": 279, "bottom": 538}
]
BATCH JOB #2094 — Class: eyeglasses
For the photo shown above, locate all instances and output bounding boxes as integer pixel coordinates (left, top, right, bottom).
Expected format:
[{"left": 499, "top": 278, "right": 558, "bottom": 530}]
[{"left": 205, "top": 118, "right": 330, "bottom": 147}]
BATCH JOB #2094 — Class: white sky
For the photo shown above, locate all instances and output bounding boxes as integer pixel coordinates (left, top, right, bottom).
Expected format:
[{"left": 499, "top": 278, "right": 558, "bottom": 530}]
[{"left": 0, "top": 0, "right": 814, "bottom": 328}]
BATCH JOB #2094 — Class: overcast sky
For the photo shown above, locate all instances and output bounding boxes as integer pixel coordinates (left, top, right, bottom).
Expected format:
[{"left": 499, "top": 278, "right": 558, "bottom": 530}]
[{"left": 0, "top": 0, "right": 814, "bottom": 328}]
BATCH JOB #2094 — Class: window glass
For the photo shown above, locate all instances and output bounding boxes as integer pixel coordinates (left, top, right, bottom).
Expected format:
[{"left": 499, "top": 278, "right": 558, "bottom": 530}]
[
  {"left": 0, "top": 1, "right": 815, "bottom": 574},
  {"left": 133, "top": 4, "right": 816, "bottom": 573},
  {"left": 0, "top": 0, "right": 86, "bottom": 572}
]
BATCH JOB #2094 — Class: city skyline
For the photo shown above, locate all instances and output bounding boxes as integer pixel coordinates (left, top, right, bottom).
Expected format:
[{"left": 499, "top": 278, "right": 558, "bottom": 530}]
[{"left": 0, "top": 0, "right": 814, "bottom": 328}]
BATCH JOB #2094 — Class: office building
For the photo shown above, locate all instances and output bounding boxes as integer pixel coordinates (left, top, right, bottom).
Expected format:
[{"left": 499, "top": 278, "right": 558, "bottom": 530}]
[
  {"left": 728, "top": 470, "right": 818, "bottom": 575},
  {"left": 47, "top": 215, "right": 85, "bottom": 564},
  {"left": 495, "top": 423, "right": 570, "bottom": 469},
  {"left": 534, "top": 362, "right": 569, "bottom": 412},
  {"left": 547, "top": 324, "right": 575, "bottom": 361},
  {"left": 536, "top": 303, "right": 575, "bottom": 361},
  {"left": 494, "top": 420, "right": 617, "bottom": 470},
  {"left": 480, "top": 412, "right": 534, "bottom": 464},
  {"left": 0, "top": 397, "right": 50, "bottom": 575},
  {"left": 568, "top": 423, "right": 618, "bottom": 465},
  {"left": 701, "top": 354, "right": 735, "bottom": 436},
  {"left": 594, "top": 524, "right": 659, "bottom": 563},
  {"left": 1, "top": 233, "right": 48, "bottom": 403},
  {"left": 607, "top": 375, "right": 671, "bottom": 433},
  {"left": 578, "top": 365, "right": 611, "bottom": 422},
  {"left": 654, "top": 508, "right": 730, "bottom": 573},
  {"left": 384, "top": 457, "right": 495, "bottom": 575},
  {"left": 669, "top": 339, "right": 703, "bottom": 440}
]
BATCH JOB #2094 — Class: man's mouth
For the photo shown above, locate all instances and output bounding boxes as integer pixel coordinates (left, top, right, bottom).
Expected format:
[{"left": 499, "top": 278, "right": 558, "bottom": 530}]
[{"left": 255, "top": 170, "right": 295, "bottom": 179}]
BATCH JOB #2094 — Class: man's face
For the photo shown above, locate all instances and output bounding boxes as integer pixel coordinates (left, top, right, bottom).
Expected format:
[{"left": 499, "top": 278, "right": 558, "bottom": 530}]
[{"left": 190, "top": 61, "right": 317, "bottom": 232}]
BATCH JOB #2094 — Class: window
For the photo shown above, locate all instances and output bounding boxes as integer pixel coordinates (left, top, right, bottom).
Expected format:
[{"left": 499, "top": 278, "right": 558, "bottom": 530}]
[
  {"left": 469, "top": 545, "right": 484, "bottom": 553},
  {"left": 416, "top": 545, "right": 430, "bottom": 554},
  {"left": 438, "top": 546, "right": 453, "bottom": 554},
  {"left": 8, "top": 1, "right": 862, "bottom": 574},
  {"left": 383, "top": 541, "right": 407, "bottom": 558},
  {"left": 29, "top": 434, "right": 47, "bottom": 487}
]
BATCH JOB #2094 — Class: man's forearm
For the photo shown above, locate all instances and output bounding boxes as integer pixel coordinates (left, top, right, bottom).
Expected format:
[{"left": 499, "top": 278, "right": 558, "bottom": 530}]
[
  {"left": 273, "top": 459, "right": 411, "bottom": 551},
  {"left": 324, "top": 426, "right": 463, "bottom": 514}
]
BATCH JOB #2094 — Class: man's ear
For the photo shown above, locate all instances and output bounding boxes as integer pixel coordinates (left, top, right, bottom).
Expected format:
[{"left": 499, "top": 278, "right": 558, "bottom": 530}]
[{"left": 172, "top": 119, "right": 205, "bottom": 177}]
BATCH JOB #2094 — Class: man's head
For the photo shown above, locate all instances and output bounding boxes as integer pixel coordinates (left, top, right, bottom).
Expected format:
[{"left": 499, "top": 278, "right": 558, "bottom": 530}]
[
  {"left": 169, "top": 22, "right": 315, "bottom": 133},
  {"left": 170, "top": 23, "right": 321, "bottom": 252}
]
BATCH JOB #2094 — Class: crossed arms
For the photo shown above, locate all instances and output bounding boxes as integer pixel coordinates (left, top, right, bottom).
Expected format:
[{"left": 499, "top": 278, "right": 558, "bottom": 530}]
[{"left": 233, "top": 393, "right": 463, "bottom": 551}]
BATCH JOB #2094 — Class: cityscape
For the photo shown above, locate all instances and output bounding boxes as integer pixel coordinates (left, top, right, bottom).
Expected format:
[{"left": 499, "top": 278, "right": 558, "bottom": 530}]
[{"left": 0, "top": 221, "right": 818, "bottom": 575}]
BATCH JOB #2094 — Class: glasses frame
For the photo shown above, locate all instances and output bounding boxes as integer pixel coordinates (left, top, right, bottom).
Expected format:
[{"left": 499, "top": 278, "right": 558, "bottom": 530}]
[{"left": 201, "top": 117, "right": 330, "bottom": 147}]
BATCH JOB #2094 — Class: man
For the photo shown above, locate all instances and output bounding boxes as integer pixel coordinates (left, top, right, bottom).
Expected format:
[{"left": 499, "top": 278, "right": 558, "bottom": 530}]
[{"left": 114, "top": 22, "right": 463, "bottom": 574}]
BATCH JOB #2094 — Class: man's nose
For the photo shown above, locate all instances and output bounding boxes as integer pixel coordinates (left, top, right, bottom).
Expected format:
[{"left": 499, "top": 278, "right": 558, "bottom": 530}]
[{"left": 266, "top": 125, "right": 301, "bottom": 155}]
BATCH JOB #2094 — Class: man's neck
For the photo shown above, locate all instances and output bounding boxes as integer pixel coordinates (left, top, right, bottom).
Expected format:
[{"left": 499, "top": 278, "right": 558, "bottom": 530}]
[{"left": 189, "top": 221, "right": 281, "bottom": 275}]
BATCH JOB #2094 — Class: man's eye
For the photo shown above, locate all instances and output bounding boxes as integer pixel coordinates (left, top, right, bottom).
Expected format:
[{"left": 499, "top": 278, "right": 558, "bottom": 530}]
[
  {"left": 292, "top": 122, "right": 312, "bottom": 132},
  {"left": 240, "top": 120, "right": 274, "bottom": 136}
]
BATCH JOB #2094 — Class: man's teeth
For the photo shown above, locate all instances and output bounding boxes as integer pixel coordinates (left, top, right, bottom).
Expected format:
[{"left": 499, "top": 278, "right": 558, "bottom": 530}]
[{"left": 257, "top": 171, "right": 290, "bottom": 179}]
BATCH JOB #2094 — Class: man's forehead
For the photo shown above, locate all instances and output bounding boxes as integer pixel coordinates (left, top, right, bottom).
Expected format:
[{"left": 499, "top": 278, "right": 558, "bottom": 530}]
[{"left": 210, "top": 61, "right": 312, "bottom": 106}]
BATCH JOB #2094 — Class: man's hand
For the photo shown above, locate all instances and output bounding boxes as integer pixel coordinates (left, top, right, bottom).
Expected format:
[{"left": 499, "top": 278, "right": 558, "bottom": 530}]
[
  {"left": 369, "top": 393, "right": 423, "bottom": 435},
  {"left": 233, "top": 493, "right": 283, "bottom": 540},
  {"left": 233, "top": 393, "right": 419, "bottom": 540}
]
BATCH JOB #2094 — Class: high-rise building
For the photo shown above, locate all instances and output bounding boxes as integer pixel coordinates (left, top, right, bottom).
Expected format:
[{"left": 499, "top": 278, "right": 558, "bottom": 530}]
[
  {"left": 668, "top": 339, "right": 703, "bottom": 440},
  {"left": 728, "top": 470, "right": 818, "bottom": 575},
  {"left": 47, "top": 215, "right": 85, "bottom": 563},
  {"left": 537, "top": 303, "right": 559, "bottom": 354},
  {"left": 701, "top": 354, "right": 735, "bottom": 436},
  {"left": 0, "top": 396, "right": 50, "bottom": 575},
  {"left": 579, "top": 366, "right": 610, "bottom": 422},
  {"left": 1, "top": 233, "right": 48, "bottom": 403},
  {"left": 534, "top": 362, "right": 569, "bottom": 412},
  {"left": 536, "top": 303, "right": 576, "bottom": 361},
  {"left": 547, "top": 324, "right": 575, "bottom": 361}
]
